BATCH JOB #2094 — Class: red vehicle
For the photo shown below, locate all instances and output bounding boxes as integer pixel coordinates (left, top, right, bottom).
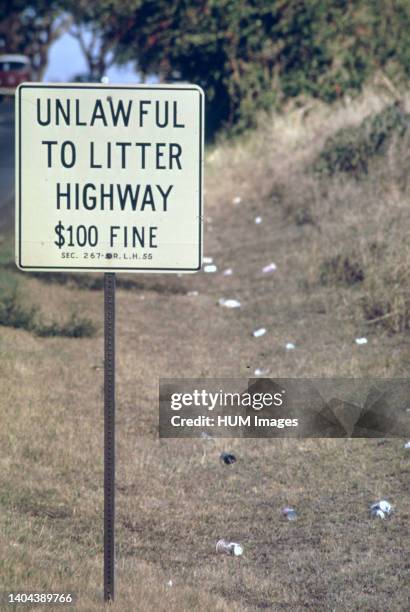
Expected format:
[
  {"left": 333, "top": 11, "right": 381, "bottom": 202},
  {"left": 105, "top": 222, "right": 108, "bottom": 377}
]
[{"left": 0, "top": 54, "right": 32, "bottom": 90}]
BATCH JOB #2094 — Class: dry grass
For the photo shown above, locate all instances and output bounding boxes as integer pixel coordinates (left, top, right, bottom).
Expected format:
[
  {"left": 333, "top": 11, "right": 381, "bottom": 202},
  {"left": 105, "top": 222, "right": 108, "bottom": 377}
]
[{"left": 1, "top": 85, "right": 410, "bottom": 610}]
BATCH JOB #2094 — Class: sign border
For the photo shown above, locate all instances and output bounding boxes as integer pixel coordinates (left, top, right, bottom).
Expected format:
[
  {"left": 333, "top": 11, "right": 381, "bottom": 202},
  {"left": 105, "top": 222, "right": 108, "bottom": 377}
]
[{"left": 16, "top": 83, "right": 203, "bottom": 273}]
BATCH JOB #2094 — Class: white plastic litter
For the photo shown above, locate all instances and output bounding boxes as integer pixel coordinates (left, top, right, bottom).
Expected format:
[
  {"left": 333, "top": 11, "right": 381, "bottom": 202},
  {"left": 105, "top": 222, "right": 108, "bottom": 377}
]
[
  {"left": 370, "top": 500, "right": 393, "bottom": 519},
  {"left": 254, "top": 216, "right": 262, "bottom": 224},
  {"left": 200, "top": 431, "right": 214, "bottom": 440},
  {"left": 262, "top": 262, "right": 277, "bottom": 273},
  {"left": 204, "top": 264, "right": 217, "bottom": 273},
  {"left": 282, "top": 507, "right": 298, "bottom": 521},
  {"left": 253, "top": 328, "right": 266, "bottom": 338},
  {"left": 404, "top": 441, "right": 410, "bottom": 449},
  {"left": 218, "top": 298, "right": 241, "bottom": 308},
  {"left": 285, "top": 342, "right": 295, "bottom": 350},
  {"left": 203, "top": 256, "right": 213, "bottom": 264},
  {"left": 232, "top": 196, "right": 242, "bottom": 205},
  {"left": 187, "top": 290, "right": 199, "bottom": 296},
  {"left": 223, "top": 268, "right": 233, "bottom": 276},
  {"left": 254, "top": 367, "right": 270, "bottom": 376},
  {"left": 355, "top": 337, "right": 368, "bottom": 345},
  {"left": 167, "top": 580, "right": 173, "bottom": 587},
  {"left": 216, "top": 539, "right": 243, "bottom": 556}
]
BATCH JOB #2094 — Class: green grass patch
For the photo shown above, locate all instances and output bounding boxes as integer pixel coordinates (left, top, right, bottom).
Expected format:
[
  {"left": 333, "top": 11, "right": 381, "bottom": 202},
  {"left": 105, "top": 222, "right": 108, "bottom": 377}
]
[{"left": 0, "top": 271, "right": 97, "bottom": 338}]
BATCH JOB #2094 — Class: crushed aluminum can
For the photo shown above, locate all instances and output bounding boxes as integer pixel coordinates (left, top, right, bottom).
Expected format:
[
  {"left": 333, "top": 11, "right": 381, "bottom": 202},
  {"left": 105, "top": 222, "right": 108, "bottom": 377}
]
[
  {"left": 254, "top": 367, "right": 270, "bottom": 376},
  {"left": 282, "top": 507, "right": 298, "bottom": 521},
  {"left": 218, "top": 298, "right": 241, "bottom": 308},
  {"left": 253, "top": 327, "right": 266, "bottom": 338},
  {"left": 216, "top": 539, "right": 243, "bottom": 556},
  {"left": 220, "top": 452, "right": 237, "bottom": 465},
  {"left": 371, "top": 507, "right": 386, "bottom": 519},
  {"left": 370, "top": 500, "right": 392, "bottom": 518}
]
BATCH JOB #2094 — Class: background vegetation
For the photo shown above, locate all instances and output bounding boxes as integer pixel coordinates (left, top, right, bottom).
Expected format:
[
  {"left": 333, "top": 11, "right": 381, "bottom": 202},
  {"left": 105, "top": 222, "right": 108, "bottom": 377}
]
[{"left": 2, "top": 1, "right": 410, "bottom": 135}]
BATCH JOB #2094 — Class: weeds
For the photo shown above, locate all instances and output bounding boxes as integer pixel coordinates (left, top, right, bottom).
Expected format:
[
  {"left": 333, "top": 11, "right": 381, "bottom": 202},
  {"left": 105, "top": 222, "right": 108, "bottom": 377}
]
[
  {"left": 0, "top": 273, "right": 97, "bottom": 338},
  {"left": 36, "top": 313, "right": 97, "bottom": 338},
  {"left": 361, "top": 266, "right": 410, "bottom": 334},
  {"left": 0, "top": 274, "right": 37, "bottom": 331},
  {"left": 319, "top": 255, "right": 365, "bottom": 286}
]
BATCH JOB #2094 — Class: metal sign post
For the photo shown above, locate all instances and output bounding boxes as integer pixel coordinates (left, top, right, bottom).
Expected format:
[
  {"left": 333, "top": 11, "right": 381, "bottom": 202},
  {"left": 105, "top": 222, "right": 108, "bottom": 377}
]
[
  {"left": 16, "top": 82, "right": 204, "bottom": 604},
  {"left": 103, "top": 272, "right": 116, "bottom": 602}
]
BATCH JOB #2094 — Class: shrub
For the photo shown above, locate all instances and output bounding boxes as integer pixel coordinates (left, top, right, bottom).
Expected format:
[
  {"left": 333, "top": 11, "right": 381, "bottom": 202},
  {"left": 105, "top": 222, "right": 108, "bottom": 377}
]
[
  {"left": 36, "top": 313, "right": 97, "bottom": 338},
  {"left": 0, "top": 272, "right": 97, "bottom": 337},
  {"left": 312, "top": 103, "right": 410, "bottom": 177},
  {"left": 0, "top": 275, "right": 38, "bottom": 331}
]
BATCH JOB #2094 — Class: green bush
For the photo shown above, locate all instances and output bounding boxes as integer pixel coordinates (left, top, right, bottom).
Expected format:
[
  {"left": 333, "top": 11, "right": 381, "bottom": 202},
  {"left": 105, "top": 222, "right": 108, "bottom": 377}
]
[
  {"left": 313, "top": 103, "right": 410, "bottom": 177},
  {"left": 35, "top": 313, "right": 97, "bottom": 338},
  {"left": 0, "top": 287, "right": 38, "bottom": 331},
  {"left": 98, "top": 0, "right": 410, "bottom": 136}
]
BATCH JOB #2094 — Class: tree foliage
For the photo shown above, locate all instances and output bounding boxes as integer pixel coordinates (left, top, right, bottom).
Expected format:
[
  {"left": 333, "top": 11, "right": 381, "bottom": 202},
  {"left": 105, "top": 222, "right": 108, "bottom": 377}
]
[
  {"left": 104, "top": 0, "right": 410, "bottom": 135},
  {"left": 61, "top": 0, "right": 138, "bottom": 79},
  {"left": 2, "top": 1, "right": 410, "bottom": 136},
  {"left": 0, "top": 1, "right": 71, "bottom": 80}
]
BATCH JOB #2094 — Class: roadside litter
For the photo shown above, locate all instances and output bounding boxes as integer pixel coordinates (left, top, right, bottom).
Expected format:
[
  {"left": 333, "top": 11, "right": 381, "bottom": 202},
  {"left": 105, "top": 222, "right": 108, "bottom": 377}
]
[
  {"left": 282, "top": 507, "right": 298, "bottom": 521},
  {"left": 218, "top": 298, "right": 241, "bottom": 308},
  {"left": 216, "top": 539, "right": 243, "bottom": 556},
  {"left": 223, "top": 268, "right": 233, "bottom": 276},
  {"left": 254, "top": 367, "right": 270, "bottom": 376},
  {"left": 220, "top": 452, "right": 237, "bottom": 465},
  {"left": 204, "top": 264, "right": 217, "bottom": 273},
  {"left": 254, "top": 216, "right": 262, "bottom": 224},
  {"left": 232, "top": 196, "right": 242, "bottom": 205},
  {"left": 203, "top": 256, "right": 213, "bottom": 264},
  {"left": 262, "top": 262, "right": 277, "bottom": 273},
  {"left": 253, "top": 328, "right": 266, "bottom": 338},
  {"left": 200, "top": 431, "right": 214, "bottom": 440},
  {"left": 404, "top": 441, "right": 410, "bottom": 449},
  {"left": 370, "top": 500, "right": 393, "bottom": 519},
  {"left": 187, "top": 290, "right": 199, "bottom": 296},
  {"left": 355, "top": 337, "right": 368, "bottom": 345},
  {"left": 285, "top": 342, "right": 295, "bottom": 350}
]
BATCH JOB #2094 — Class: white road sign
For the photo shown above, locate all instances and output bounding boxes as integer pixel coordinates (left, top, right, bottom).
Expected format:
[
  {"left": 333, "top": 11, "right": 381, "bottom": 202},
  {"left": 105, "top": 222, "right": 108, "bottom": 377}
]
[{"left": 15, "top": 83, "right": 204, "bottom": 272}]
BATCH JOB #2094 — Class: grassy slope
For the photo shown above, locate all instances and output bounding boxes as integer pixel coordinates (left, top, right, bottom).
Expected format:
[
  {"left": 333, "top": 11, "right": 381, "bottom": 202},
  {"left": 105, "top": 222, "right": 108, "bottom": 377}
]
[{"left": 0, "top": 87, "right": 410, "bottom": 611}]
